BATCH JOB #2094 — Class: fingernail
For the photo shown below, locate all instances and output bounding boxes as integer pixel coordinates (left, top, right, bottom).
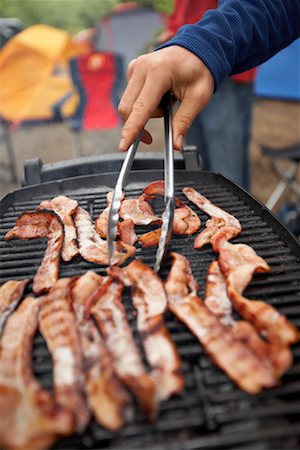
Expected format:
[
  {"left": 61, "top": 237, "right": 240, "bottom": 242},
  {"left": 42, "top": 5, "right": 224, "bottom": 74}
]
[
  {"left": 176, "top": 134, "right": 183, "bottom": 151},
  {"left": 119, "top": 138, "right": 127, "bottom": 151}
]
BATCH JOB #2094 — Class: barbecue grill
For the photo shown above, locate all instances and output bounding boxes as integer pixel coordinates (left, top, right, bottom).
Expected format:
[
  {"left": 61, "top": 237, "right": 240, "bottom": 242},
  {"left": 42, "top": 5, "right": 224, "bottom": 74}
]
[{"left": 1, "top": 148, "right": 300, "bottom": 450}]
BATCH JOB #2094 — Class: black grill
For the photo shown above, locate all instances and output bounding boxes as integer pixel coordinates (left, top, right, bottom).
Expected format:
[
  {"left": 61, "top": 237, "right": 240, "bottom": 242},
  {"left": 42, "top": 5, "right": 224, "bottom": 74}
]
[{"left": 0, "top": 157, "right": 300, "bottom": 450}]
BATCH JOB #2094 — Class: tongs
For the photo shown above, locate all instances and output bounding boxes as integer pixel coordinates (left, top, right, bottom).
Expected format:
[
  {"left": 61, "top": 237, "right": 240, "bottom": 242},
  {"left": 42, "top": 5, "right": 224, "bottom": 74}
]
[{"left": 107, "top": 92, "right": 175, "bottom": 272}]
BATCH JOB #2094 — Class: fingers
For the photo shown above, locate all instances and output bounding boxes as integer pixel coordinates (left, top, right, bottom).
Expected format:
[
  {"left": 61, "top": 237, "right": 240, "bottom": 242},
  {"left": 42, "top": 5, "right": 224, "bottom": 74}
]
[
  {"left": 119, "top": 71, "right": 169, "bottom": 151},
  {"left": 172, "top": 85, "right": 213, "bottom": 150}
]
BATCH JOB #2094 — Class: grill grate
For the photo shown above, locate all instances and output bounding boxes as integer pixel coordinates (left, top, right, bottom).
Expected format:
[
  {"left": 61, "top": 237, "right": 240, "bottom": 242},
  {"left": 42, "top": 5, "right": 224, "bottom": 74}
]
[{"left": 0, "top": 172, "right": 300, "bottom": 449}]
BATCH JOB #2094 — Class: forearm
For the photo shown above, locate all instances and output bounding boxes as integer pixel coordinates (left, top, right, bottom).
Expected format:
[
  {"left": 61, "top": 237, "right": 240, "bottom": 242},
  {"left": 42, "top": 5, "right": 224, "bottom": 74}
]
[{"left": 158, "top": 0, "right": 300, "bottom": 89}]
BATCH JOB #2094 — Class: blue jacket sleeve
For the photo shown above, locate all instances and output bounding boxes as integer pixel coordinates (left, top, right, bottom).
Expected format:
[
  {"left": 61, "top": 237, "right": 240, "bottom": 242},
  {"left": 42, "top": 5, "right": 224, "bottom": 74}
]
[{"left": 157, "top": 0, "right": 300, "bottom": 90}]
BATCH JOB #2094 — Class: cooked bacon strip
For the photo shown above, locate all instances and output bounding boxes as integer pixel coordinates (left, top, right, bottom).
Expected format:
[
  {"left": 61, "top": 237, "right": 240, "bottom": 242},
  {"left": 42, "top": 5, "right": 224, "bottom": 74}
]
[
  {"left": 165, "top": 252, "right": 277, "bottom": 394},
  {"left": 120, "top": 194, "right": 161, "bottom": 226},
  {"left": 183, "top": 187, "right": 241, "bottom": 248},
  {"left": 75, "top": 206, "right": 135, "bottom": 266},
  {"left": 5, "top": 211, "right": 63, "bottom": 295},
  {"left": 39, "top": 278, "right": 90, "bottom": 432},
  {"left": 205, "top": 261, "right": 292, "bottom": 377},
  {"left": 0, "top": 279, "right": 29, "bottom": 336},
  {"left": 37, "top": 195, "right": 79, "bottom": 261},
  {"left": 90, "top": 278, "right": 157, "bottom": 419},
  {"left": 118, "top": 219, "right": 138, "bottom": 246},
  {"left": 108, "top": 260, "right": 184, "bottom": 402},
  {"left": 216, "top": 236, "right": 300, "bottom": 346},
  {"left": 0, "top": 297, "right": 72, "bottom": 450},
  {"left": 139, "top": 228, "right": 161, "bottom": 249},
  {"left": 95, "top": 191, "right": 115, "bottom": 238},
  {"left": 72, "top": 271, "right": 132, "bottom": 431},
  {"left": 143, "top": 180, "right": 201, "bottom": 234}
]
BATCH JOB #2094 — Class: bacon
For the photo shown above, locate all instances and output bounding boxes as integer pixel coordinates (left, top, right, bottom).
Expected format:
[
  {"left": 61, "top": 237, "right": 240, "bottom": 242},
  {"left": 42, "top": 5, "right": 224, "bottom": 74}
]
[
  {"left": 39, "top": 278, "right": 90, "bottom": 432},
  {"left": 139, "top": 228, "right": 161, "bottom": 249},
  {"left": 183, "top": 187, "right": 241, "bottom": 248},
  {"left": 139, "top": 181, "right": 201, "bottom": 248},
  {"left": 0, "top": 279, "right": 29, "bottom": 336},
  {"left": 144, "top": 181, "right": 201, "bottom": 235},
  {"left": 108, "top": 260, "right": 184, "bottom": 402},
  {"left": 95, "top": 191, "right": 115, "bottom": 238},
  {"left": 217, "top": 236, "right": 300, "bottom": 346},
  {"left": 72, "top": 271, "right": 132, "bottom": 431},
  {"left": 74, "top": 206, "right": 135, "bottom": 266},
  {"left": 118, "top": 219, "right": 138, "bottom": 246},
  {"left": 0, "top": 297, "right": 72, "bottom": 450},
  {"left": 37, "top": 196, "right": 79, "bottom": 261},
  {"left": 119, "top": 195, "right": 161, "bottom": 226},
  {"left": 90, "top": 278, "right": 157, "bottom": 419},
  {"left": 95, "top": 192, "right": 137, "bottom": 248},
  {"left": 5, "top": 211, "right": 64, "bottom": 295},
  {"left": 205, "top": 261, "right": 293, "bottom": 378},
  {"left": 165, "top": 252, "right": 277, "bottom": 394}
]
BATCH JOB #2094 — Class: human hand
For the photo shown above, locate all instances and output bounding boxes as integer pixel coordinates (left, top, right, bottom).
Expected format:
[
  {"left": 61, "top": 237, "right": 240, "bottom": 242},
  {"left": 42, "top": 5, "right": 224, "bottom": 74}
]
[{"left": 118, "top": 46, "right": 214, "bottom": 151}]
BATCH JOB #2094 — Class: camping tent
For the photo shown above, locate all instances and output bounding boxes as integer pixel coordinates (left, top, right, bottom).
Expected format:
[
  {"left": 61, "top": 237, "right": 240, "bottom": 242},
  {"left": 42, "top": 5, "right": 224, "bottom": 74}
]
[
  {"left": 95, "top": 2, "right": 164, "bottom": 68},
  {"left": 0, "top": 24, "right": 87, "bottom": 123}
]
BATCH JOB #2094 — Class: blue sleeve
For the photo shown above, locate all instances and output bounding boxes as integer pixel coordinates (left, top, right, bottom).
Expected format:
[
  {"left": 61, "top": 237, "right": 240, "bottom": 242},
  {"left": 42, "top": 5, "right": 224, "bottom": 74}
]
[{"left": 157, "top": 0, "right": 300, "bottom": 90}]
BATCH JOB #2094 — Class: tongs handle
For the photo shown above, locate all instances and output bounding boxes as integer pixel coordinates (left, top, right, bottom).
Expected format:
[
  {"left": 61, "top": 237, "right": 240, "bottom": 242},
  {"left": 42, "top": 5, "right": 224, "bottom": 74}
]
[{"left": 154, "top": 93, "right": 175, "bottom": 272}]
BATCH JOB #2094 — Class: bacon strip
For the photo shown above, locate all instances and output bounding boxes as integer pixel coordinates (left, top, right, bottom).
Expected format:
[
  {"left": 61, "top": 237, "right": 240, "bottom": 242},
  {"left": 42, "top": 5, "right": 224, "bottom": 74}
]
[
  {"left": 165, "top": 252, "right": 277, "bottom": 394},
  {"left": 90, "top": 278, "right": 157, "bottom": 419},
  {"left": 0, "top": 279, "right": 29, "bottom": 336},
  {"left": 108, "top": 260, "right": 184, "bottom": 402},
  {"left": 205, "top": 261, "right": 293, "bottom": 378},
  {"left": 72, "top": 271, "right": 132, "bottom": 431},
  {"left": 0, "top": 297, "right": 72, "bottom": 450},
  {"left": 95, "top": 191, "right": 114, "bottom": 238},
  {"left": 182, "top": 187, "right": 241, "bottom": 248},
  {"left": 37, "top": 196, "right": 79, "bottom": 261},
  {"left": 39, "top": 278, "right": 90, "bottom": 432},
  {"left": 216, "top": 236, "right": 300, "bottom": 346},
  {"left": 74, "top": 206, "right": 135, "bottom": 266},
  {"left": 120, "top": 195, "right": 161, "bottom": 226},
  {"left": 139, "top": 181, "right": 201, "bottom": 248},
  {"left": 5, "top": 211, "right": 64, "bottom": 295}
]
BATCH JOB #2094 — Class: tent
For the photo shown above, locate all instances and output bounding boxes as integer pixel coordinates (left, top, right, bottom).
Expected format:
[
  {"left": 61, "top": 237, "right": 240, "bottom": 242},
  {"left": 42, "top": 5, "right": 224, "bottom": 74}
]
[
  {"left": 95, "top": 2, "right": 164, "bottom": 68},
  {"left": 255, "top": 38, "right": 300, "bottom": 101},
  {"left": 0, "top": 24, "right": 87, "bottom": 123}
]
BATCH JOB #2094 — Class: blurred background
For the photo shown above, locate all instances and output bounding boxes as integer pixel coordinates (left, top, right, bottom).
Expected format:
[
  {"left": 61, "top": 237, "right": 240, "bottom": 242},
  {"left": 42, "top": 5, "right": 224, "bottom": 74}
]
[{"left": 0, "top": 0, "right": 299, "bottom": 237}]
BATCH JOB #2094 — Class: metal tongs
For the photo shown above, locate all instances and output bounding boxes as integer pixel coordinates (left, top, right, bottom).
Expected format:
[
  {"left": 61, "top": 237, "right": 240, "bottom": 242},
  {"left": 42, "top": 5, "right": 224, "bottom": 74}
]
[{"left": 107, "top": 92, "right": 175, "bottom": 271}]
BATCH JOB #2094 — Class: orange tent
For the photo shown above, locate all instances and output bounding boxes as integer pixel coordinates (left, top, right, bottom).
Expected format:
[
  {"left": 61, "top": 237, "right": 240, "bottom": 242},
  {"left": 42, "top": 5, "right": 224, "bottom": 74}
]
[{"left": 0, "top": 24, "right": 87, "bottom": 123}]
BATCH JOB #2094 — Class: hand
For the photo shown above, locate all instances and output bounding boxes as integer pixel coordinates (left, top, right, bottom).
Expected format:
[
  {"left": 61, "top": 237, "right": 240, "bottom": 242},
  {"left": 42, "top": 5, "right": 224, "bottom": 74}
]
[{"left": 118, "top": 45, "right": 214, "bottom": 151}]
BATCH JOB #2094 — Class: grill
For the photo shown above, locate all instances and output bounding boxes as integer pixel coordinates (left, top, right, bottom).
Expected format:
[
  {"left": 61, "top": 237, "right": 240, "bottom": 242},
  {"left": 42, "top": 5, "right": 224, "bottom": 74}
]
[{"left": 1, "top": 151, "right": 300, "bottom": 450}]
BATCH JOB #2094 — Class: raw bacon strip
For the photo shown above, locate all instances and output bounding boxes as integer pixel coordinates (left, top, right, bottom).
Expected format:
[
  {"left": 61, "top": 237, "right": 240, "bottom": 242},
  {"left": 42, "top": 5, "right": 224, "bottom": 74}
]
[
  {"left": 0, "top": 279, "right": 29, "bottom": 336},
  {"left": 37, "top": 195, "right": 79, "bottom": 261},
  {"left": 75, "top": 206, "right": 135, "bottom": 266},
  {"left": 39, "top": 278, "right": 90, "bottom": 432},
  {"left": 165, "top": 252, "right": 277, "bottom": 394},
  {"left": 205, "top": 261, "right": 292, "bottom": 377},
  {"left": 108, "top": 260, "right": 184, "bottom": 402},
  {"left": 216, "top": 236, "right": 300, "bottom": 346},
  {"left": 72, "top": 271, "right": 132, "bottom": 431},
  {"left": 90, "top": 278, "right": 157, "bottom": 419},
  {"left": 182, "top": 187, "right": 241, "bottom": 248},
  {"left": 0, "top": 297, "right": 72, "bottom": 450},
  {"left": 5, "top": 211, "right": 64, "bottom": 295}
]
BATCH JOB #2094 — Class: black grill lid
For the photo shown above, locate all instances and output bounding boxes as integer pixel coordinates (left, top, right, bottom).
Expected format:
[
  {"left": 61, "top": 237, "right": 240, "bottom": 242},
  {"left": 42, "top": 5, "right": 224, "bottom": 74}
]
[{"left": 0, "top": 169, "right": 300, "bottom": 450}]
